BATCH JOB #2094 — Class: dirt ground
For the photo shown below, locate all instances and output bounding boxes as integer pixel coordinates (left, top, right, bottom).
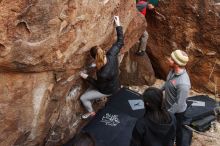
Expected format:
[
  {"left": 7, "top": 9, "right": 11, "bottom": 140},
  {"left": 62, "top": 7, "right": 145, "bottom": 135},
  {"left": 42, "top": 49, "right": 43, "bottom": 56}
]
[{"left": 128, "top": 79, "right": 220, "bottom": 146}]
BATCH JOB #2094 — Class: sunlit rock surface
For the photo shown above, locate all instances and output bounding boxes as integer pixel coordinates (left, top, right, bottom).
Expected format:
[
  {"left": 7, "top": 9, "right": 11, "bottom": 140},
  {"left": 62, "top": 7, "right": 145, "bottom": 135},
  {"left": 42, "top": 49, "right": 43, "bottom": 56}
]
[
  {"left": 0, "top": 0, "right": 219, "bottom": 145},
  {"left": 0, "top": 0, "right": 146, "bottom": 145},
  {"left": 146, "top": 0, "right": 220, "bottom": 93},
  {"left": 120, "top": 43, "right": 156, "bottom": 86}
]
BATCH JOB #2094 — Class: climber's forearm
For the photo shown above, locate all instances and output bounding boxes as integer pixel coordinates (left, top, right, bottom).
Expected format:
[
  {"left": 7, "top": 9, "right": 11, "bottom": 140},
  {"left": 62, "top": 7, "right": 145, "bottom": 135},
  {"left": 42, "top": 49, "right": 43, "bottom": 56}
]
[{"left": 155, "top": 10, "right": 166, "bottom": 20}]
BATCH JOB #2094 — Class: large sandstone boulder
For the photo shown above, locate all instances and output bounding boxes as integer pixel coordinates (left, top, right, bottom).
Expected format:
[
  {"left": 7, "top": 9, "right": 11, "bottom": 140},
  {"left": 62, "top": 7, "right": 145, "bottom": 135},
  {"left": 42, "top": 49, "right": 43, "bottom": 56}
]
[
  {"left": 0, "top": 0, "right": 146, "bottom": 145},
  {"left": 120, "top": 43, "right": 156, "bottom": 86},
  {"left": 146, "top": 0, "right": 220, "bottom": 93}
]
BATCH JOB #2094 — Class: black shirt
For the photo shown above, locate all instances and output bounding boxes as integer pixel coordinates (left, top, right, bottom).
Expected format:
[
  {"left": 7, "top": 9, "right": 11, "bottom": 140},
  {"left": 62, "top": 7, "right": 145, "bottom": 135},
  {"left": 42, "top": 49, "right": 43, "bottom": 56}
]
[
  {"left": 130, "top": 112, "right": 176, "bottom": 146},
  {"left": 86, "top": 26, "right": 124, "bottom": 94}
]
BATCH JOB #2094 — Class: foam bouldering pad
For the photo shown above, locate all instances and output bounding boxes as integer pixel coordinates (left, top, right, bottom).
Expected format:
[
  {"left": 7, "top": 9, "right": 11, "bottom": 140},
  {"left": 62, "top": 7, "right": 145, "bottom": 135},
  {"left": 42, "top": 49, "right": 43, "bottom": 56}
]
[
  {"left": 191, "top": 115, "right": 216, "bottom": 132},
  {"left": 82, "top": 106, "right": 137, "bottom": 146},
  {"left": 82, "top": 88, "right": 145, "bottom": 146},
  {"left": 64, "top": 88, "right": 145, "bottom": 146},
  {"left": 185, "top": 95, "right": 217, "bottom": 123},
  {"left": 106, "top": 87, "right": 145, "bottom": 118}
]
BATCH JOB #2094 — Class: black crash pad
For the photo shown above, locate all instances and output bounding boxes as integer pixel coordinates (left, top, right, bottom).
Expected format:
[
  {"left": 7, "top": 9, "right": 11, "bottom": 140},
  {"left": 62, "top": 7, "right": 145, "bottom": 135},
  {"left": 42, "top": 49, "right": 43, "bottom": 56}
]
[
  {"left": 191, "top": 115, "right": 216, "bottom": 132},
  {"left": 64, "top": 88, "right": 146, "bottom": 146},
  {"left": 106, "top": 87, "right": 145, "bottom": 118},
  {"left": 82, "top": 88, "right": 145, "bottom": 146},
  {"left": 82, "top": 107, "right": 137, "bottom": 146},
  {"left": 185, "top": 95, "right": 217, "bottom": 123}
]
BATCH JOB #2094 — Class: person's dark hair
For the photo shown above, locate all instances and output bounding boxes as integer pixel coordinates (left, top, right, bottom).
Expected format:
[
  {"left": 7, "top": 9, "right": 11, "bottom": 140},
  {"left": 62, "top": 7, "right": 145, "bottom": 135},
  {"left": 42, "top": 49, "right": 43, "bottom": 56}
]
[
  {"left": 143, "top": 87, "right": 171, "bottom": 124},
  {"left": 72, "top": 132, "right": 94, "bottom": 146},
  {"left": 90, "top": 46, "right": 98, "bottom": 59}
]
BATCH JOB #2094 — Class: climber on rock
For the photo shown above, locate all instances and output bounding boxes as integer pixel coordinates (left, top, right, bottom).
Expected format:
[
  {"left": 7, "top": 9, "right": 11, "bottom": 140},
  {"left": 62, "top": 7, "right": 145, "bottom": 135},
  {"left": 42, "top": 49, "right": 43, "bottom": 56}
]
[
  {"left": 136, "top": 0, "right": 166, "bottom": 56},
  {"left": 79, "top": 16, "right": 124, "bottom": 120}
]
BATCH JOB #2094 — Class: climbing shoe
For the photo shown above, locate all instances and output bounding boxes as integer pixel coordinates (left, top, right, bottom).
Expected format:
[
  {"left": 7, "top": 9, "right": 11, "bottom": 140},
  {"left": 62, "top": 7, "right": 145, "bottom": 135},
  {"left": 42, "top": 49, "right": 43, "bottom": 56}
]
[
  {"left": 81, "top": 112, "right": 96, "bottom": 120},
  {"left": 135, "top": 50, "right": 145, "bottom": 56}
]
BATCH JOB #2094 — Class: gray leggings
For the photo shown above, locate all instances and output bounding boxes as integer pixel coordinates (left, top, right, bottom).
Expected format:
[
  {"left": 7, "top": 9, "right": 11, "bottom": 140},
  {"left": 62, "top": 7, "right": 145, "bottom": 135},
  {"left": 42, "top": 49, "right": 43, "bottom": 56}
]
[
  {"left": 139, "top": 30, "right": 149, "bottom": 52},
  {"left": 80, "top": 87, "right": 111, "bottom": 112}
]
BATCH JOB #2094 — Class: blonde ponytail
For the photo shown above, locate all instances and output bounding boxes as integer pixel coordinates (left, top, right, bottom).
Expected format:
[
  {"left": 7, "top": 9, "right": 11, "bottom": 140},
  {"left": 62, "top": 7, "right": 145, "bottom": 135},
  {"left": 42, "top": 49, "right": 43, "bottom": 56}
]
[{"left": 95, "top": 47, "right": 106, "bottom": 70}]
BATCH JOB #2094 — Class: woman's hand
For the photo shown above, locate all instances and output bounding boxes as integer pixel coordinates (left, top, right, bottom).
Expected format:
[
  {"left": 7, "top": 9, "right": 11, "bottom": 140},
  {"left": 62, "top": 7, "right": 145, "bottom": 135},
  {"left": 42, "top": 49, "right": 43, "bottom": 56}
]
[
  {"left": 147, "top": 3, "right": 155, "bottom": 10},
  {"left": 114, "top": 16, "right": 120, "bottom": 27},
  {"left": 89, "top": 63, "right": 96, "bottom": 68},
  {"left": 80, "top": 72, "right": 88, "bottom": 79}
]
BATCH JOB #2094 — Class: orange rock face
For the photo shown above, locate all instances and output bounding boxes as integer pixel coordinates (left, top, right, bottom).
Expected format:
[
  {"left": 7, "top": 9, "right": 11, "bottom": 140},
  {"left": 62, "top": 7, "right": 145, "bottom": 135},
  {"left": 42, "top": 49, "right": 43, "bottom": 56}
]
[
  {"left": 120, "top": 43, "right": 156, "bottom": 86},
  {"left": 0, "top": 0, "right": 146, "bottom": 145},
  {"left": 0, "top": 0, "right": 219, "bottom": 145},
  {"left": 146, "top": 0, "right": 220, "bottom": 93}
]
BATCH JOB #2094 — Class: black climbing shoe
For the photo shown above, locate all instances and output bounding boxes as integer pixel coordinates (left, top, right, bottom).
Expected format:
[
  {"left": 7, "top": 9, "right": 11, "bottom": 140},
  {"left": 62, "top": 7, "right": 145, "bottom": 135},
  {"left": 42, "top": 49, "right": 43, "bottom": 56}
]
[{"left": 135, "top": 51, "right": 145, "bottom": 56}]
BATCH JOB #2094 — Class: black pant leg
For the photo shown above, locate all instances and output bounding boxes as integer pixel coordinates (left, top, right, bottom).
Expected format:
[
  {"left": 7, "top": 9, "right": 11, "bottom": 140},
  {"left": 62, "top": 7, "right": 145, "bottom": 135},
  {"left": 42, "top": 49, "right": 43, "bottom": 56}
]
[
  {"left": 175, "top": 112, "right": 184, "bottom": 146},
  {"left": 175, "top": 112, "right": 192, "bottom": 146}
]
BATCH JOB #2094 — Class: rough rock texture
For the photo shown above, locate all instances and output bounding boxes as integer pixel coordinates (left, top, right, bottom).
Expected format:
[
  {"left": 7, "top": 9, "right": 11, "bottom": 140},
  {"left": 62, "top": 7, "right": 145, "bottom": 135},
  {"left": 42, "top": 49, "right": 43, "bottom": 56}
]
[
  {"left": 1, "top": 0, "right": 219, "bottom": 145},
  {"left": 0, "top": 0, "right": 146, "bottom": 146},
  {"left": 0, "top": 72, "right": 54, "bottom": 146},
  {"left": 120, "top": 42, "right": 156, "bottom": 86},
  {"left": 146, "top": 0, "right": 220, "bottom": 93}
]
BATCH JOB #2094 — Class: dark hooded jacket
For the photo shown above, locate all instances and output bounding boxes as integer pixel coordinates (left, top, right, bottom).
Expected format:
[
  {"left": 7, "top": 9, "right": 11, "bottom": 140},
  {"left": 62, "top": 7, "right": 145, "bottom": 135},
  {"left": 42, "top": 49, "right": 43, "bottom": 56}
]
[
  {"left": 130, "top": 112, "right": 176, "bottom": 146},
  {"left": 86, "top": 26, "right": 124, "bottom": 95}
]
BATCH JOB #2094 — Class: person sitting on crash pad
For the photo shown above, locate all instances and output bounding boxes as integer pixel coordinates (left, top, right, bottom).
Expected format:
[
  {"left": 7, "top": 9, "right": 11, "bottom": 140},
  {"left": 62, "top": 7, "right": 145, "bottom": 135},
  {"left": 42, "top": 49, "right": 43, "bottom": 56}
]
[
  {"left": 79, "top": 16, "right": 124, "bottom": 120},
  {"left": 130, "top": 87, "right": 176, "bottom": 146}
]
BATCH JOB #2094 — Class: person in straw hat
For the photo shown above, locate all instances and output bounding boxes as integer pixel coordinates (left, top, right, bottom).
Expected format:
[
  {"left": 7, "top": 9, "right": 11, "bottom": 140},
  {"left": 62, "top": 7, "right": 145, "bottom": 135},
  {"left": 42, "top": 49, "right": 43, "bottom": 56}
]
[{"left": 161, "top": 49, "right": 192, "bottom": 146}]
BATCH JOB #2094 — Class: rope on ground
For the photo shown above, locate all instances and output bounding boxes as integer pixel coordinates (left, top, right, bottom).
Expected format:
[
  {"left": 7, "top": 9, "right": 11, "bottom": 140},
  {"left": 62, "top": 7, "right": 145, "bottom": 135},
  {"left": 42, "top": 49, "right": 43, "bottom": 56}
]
[{"left": 184, "top": 125, "right": 218, "bottom": 139}]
